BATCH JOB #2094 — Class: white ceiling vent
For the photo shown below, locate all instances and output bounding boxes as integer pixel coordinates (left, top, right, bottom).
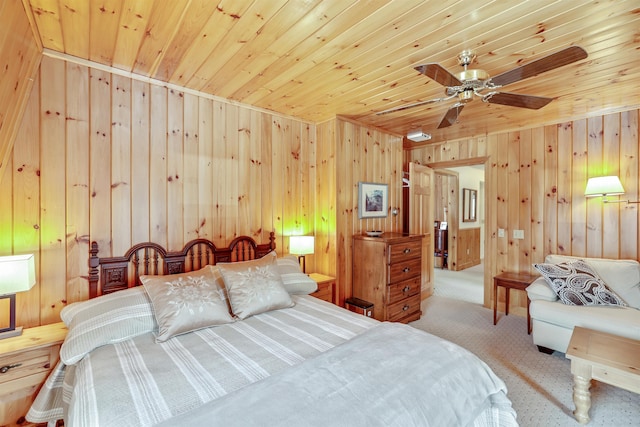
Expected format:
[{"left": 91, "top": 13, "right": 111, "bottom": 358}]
[{"left": 407, "top": 130, "right": 432, "bottom": 142}]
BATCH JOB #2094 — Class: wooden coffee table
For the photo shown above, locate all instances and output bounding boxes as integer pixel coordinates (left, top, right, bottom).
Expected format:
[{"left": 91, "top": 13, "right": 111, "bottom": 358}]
[{"left": 565, "top": 327, "right": 640, "bottom": 424}]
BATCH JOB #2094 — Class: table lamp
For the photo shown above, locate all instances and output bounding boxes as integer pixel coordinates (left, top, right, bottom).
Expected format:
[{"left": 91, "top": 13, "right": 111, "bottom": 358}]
[
  {"left": 0, "top": 254, "right": 36, "bottom": 339},
  {"left": 289, "top": 236, "right": 314, "bottom": 274}
]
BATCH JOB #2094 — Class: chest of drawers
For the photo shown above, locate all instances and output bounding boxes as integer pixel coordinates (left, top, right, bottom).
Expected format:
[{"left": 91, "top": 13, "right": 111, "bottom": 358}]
[{"left": 352, "top": 233, "right": 423, "bottom": 323}]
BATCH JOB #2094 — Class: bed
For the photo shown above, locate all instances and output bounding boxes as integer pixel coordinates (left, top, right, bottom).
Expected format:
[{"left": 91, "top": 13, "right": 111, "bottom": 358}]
[{"left": 27, "top": 233, "right": 518, "bottom": 426}]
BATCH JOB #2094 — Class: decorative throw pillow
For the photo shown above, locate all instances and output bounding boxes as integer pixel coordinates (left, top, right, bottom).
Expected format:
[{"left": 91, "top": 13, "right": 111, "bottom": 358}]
[
  {"left": 218, "top": 252, "right": 294, "bottom": 319},
  {"left": 276, "top": 254, "right": 318, "bottom": 295},
  {"left": 60, "top": 286, "right": 157, "bottom": 365},
  {"left": 141, "top": 265, "right": 234, "bottom": 342},
  {"left": 533, "top": 260, "right": 627, "bottom": 307}
]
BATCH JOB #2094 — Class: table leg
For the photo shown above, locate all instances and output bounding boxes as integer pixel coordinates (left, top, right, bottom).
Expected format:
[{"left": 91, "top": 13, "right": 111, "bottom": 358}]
[
  {"left": 527, "top": 297, "right": 531, "bottom": 334},
  {"left": 572, "top": 374, "right": 591, "bottom": 424},
  {"left": 505, "top": 286, "right": 510, "bottom": 316},
  {"left": 493, "top": 281, "right": 497, "bottom": 325}
]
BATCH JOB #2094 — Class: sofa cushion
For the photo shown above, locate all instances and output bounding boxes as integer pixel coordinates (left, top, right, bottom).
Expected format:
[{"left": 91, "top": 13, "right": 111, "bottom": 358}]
[
  {"left": 530, "top": 300, "right": 640, "bottom": 342},
  {"left": 533, "top": 260, "right": 627, "bottom": 307},
  {"left": 545, "top": 255, "right": 640, "bottom": 308}
]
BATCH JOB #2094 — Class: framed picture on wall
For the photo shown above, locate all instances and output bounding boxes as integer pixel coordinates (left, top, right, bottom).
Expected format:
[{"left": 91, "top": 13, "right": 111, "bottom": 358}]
[{"left": 358, "top": 182, "right": 388, "bottom": 219}]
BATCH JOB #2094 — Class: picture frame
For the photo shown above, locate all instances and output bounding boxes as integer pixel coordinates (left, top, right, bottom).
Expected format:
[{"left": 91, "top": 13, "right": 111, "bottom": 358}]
[{"left": 358, "top": 182, "right": 388, "bottom": 219}]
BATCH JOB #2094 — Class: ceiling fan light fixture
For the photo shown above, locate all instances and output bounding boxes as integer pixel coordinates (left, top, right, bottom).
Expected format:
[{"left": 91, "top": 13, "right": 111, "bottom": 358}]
[
  {"left": 458, "top": 89, "right": 474, "bottom": 103},
  {"left": 456, "top": 69, "right": 489, "bottom": 83},
  {"left": 407, "top": 130, "right": 432, "bottom": 142}
]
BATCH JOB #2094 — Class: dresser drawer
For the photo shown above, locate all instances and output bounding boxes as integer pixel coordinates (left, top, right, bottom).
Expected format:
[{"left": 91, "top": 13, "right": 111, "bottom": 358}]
[
  {"left": 388, "top": 240, "right": 422, "bottom": 264},
  {"left": 387, "top": 293, "right": 422, "bottom": 322},
  {"left": 388, "top": 256, "right": 421, "bottom": 282},
  {"left": 387, "top": 276, "right": 421, "bottom": 305}
]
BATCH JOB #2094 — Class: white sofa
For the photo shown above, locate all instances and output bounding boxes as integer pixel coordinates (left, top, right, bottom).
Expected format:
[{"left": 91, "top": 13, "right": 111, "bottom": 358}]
[{"left": 526, "top": 254, "right": 640, "bottom": 354}]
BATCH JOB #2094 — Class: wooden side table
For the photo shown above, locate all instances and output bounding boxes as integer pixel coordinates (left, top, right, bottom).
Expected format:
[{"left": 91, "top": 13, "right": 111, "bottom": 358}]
[
  {"left": 0, "top": 322, "right": 67, "bottom": 426},
  {"left": 308, "top": 273, "right": 336, "bottom": 304},
  {"left": 493, "top": 272, "right": 539, "bottom": 334}
]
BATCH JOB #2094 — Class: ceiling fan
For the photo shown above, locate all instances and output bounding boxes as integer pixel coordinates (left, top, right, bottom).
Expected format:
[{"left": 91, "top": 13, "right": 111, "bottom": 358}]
[{"left": 377, "top": 46, "right": 588, "bottom": 129}]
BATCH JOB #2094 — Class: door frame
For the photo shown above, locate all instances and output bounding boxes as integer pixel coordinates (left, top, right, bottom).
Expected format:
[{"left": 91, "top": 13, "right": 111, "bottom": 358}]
[{"left": 424, "top": 156, "right": 490, "bottom": 307}]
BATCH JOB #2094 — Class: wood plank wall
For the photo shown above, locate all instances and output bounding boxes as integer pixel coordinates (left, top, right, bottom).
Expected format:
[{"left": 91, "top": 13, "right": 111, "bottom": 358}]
[
  {"left": 406, "top": 110, "right": 640, "bottom": 311},
  {"left": 0, "top": 0, "right": 41, "bottom": 181},
  {"left": 0, "top": 55, "right": 318, "bottom": 328},
  {"left": 317, "top": 117, "right": 404, "bottom": 306}
]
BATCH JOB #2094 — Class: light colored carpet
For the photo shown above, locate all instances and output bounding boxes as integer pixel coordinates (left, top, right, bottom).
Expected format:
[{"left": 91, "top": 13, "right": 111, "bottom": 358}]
[
  {"left": 411, "top": 296, "right": 640, "bottom": 427},
  {"left": 433, "top": 262, "right": 484, "bottom": 305}
]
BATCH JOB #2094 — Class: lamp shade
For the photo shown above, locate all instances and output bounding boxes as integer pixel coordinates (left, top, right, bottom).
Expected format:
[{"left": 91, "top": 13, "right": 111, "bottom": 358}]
[
  {"left": 289, "top": 236, "right": 315, "bottom": 255},
  {"left": 584, "top": 176, "right": 625, "bottom": 197},
  {"left": 0, "top": 254, "right": 36, "bottom": 295}
]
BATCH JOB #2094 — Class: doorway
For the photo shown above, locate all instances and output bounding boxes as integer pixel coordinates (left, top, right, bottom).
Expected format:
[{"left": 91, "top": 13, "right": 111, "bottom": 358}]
[{"left": 433, "top": 164, "right": 485, "bottom": 304}]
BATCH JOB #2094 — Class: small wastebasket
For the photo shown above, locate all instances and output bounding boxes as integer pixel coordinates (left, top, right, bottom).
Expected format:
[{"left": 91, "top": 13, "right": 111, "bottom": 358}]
[{"left": 345, "top": 297, "right": 374, "bottom": 318}]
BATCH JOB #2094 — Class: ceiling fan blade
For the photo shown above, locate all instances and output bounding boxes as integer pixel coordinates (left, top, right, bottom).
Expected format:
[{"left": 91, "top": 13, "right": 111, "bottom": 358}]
[
  {"left": 490, "top": 46, "right": 587, "bottom": 87},
  {"left": 376, "top": 94, "right": 455, "bottom": 115},
  {"left": 438, "top": 104, "right": 465, "bottom": 128},
  {"left": 484, "top": 92, "right": 553, "bottom": 109},
  {"left": 414, "top": 63, "right": 463, "bottom": 87}
]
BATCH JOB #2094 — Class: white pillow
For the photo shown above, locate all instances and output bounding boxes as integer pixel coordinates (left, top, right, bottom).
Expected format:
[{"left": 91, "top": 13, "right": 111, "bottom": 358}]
[
  {"left": 60, "top": 286, "right": 156, "bottom": 365},
  {"left": 276, "top": 254, "right": 318, "bottom": 295},
  {"left": 526, "top": 278, "right": 558, "bottom": 302},
  {"left": 218, "top": 252, "right": 294, "bottom": 320},
  {"left": 141, "top": 266, "right": 234, "bottom": 343}
]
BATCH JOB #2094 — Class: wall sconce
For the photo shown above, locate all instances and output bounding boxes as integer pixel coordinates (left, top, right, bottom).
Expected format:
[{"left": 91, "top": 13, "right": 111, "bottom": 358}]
[
  {"left": 0, "top": 254, "right": 36, "bottom": 339},
  {"left": 584, "top": 176, "right": 640, "bottom": 204},
  {"left": 289, "top": 236, "right": 315, "bottom": 274}
]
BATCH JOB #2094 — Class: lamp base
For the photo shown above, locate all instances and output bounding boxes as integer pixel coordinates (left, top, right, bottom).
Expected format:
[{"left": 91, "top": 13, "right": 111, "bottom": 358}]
[
  {"left": 297, "top": 255, "right": 307, "bottom": 274},
  {"left": 0, "top": 326, "right": 23, "bottom": 340}
]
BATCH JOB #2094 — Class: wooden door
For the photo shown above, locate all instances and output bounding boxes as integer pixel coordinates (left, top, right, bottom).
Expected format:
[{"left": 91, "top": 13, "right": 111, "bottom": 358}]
[
  {"left": 408, "top": 162, "right": 434, "bottom": 296},
  {"left": 434, "top": 169, "right": 459, "bottom": 270}
]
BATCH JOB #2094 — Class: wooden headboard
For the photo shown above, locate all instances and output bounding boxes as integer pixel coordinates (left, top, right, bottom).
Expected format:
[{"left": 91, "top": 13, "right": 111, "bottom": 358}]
[{"left": 88, "top": 233, "right": 276, "bottom": 298}]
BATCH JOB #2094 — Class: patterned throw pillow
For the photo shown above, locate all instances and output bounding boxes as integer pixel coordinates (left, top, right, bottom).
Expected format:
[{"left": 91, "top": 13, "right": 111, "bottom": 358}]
[
  {"left": 533, "top": 260, "right": 627, "bottom": 307},
  {"left": 218, "top": 252, "right": 294, "bottom": 319},
  {"left": 141, "top": 265, "right": 234, "bottom": 342}
]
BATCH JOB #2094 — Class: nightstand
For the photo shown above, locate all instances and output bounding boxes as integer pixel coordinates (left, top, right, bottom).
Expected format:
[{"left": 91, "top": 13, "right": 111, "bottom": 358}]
[
  {"left": 308, "top": 273, "right": 336, "bottom": 304},
  {"left": 0, "top": 322, "right": 67, "bottom": 426},
  {"left": 493, "top": 272, "right": 539, "bottom": 334}
]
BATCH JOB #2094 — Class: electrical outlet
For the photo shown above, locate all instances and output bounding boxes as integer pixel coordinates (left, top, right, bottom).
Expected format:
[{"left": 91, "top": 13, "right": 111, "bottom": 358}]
[
  {"left": 513, "top": 230, "right": 524, "bottom": 239},
  {"left": 498, "top": 228, "right": 505, "bottom": 238}
]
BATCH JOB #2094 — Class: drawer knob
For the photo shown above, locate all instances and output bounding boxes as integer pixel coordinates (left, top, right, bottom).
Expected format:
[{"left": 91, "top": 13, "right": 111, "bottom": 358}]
[
  {"left": 402, "top": 286, "right": 411, "bottom": 293},
  {"left": 403, "top": 248, "right": 411, "bottom": 254},
  {"left": 0, "top": 363, "right": 21, "bottom": 374},
  {"left": 402, "top": 305, "right": 409, "bottom": 311},
  {"left": 402, "top": 267, "right": 410, "bottom": 273}
]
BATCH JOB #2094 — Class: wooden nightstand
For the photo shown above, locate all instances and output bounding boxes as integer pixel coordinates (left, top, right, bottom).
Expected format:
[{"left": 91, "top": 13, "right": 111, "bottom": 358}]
[
  {"left": 493, "top": 272, "right": 539, "bottom": 334},
  {"left": 308, "top": 273, "right": 336, "bottom": 304},
  {"left": 0, "top": 322, "right": 67, "bottom": 427}
]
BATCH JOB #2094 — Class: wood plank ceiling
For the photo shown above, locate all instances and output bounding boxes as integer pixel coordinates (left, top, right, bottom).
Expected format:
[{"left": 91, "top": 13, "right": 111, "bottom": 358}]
[{"left": 26, "top": 0, "right": 640, "bottom": 147}]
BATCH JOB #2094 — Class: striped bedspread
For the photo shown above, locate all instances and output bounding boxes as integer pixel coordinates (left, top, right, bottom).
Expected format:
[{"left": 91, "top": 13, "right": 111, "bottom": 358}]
[
  {"left": 28, "top": 296, "right": 376, "bottom": 426},
  {"left": 29, "top": 296, "right": 517, "bottom": 427}
]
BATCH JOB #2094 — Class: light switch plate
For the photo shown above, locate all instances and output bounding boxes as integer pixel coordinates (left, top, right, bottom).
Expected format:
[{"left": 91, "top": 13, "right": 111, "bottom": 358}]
[
  {"left": 498, "top": 228, "right": 505, "bottom": 238},
  {"left": 513, "top": 230, "right": 524, "bottom": 239}
]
